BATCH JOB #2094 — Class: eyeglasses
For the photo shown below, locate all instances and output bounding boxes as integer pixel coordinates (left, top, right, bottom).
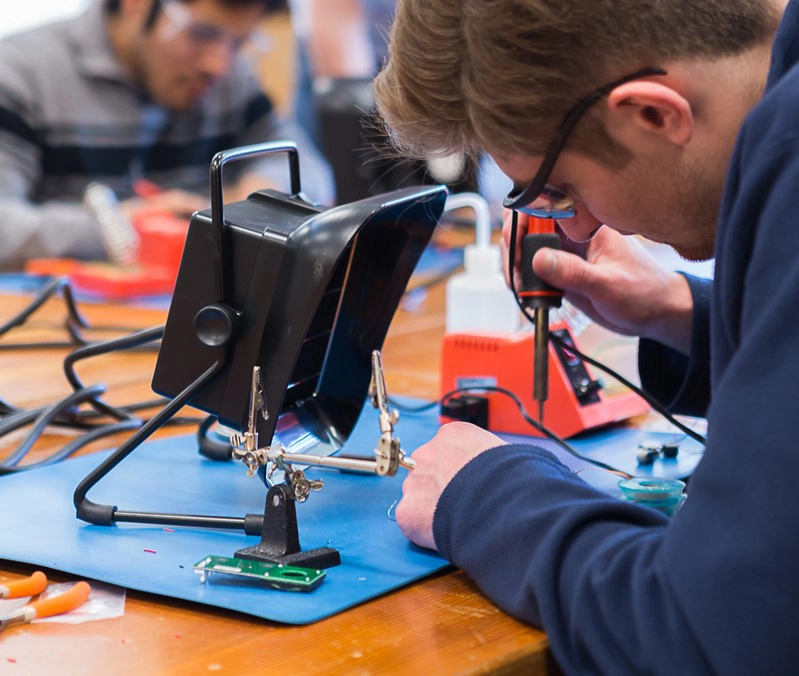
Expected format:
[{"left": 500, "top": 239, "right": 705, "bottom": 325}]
[
  {"left": 502, "top": 67, "right": 667, "bottom": 219},
  {"left": 159, "top": 0, "right": 269, "bottom": 56}
]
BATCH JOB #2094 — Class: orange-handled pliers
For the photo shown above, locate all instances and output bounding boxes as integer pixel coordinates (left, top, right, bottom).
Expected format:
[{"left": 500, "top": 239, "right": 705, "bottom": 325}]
[
  {"left": 0, "top": 570, "right": 48, "bottom": 599},
  {"left": 0, "top": 571, "right": 91, "bottom": 632}
]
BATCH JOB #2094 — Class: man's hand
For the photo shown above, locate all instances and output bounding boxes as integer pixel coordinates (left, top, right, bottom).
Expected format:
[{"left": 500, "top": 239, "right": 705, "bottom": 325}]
[
  {"left": 502, "top": 211, "right": 694, "bottom": 354},
  {"left": 396, "top": 422, "right": 506, "bottom": 550}
]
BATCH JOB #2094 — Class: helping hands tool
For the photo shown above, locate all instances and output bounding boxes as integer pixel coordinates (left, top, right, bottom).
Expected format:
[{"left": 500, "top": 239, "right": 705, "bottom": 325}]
[
  {"left": 229, "top": 349, "right": 414, "bottom": 500},
  {"left": 0, "top": 572, "right": 91, "bottom": 632},
  {"left": 519, "top": 217, "right": 564, "bottom": 425},
  {"left": 223, "top": 349, "right": 413, "bottom": 568}
]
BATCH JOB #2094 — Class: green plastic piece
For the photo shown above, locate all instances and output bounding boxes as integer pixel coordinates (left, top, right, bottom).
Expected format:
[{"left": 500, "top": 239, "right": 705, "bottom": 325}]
[{"left": 193, "top": 555, "right": 326, "bottom": 592}]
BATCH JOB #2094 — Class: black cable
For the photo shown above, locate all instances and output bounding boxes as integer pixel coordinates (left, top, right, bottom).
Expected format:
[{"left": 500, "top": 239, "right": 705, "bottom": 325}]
[
  {"left": 0, "top": 278, "right": 206, "bottom": 473},
  {"left": 389, "top": 389, "right": 631, "bottom": 477},
  {"left": 0, "top": 276, "right": 88, "bottom": 337},
  {"left": 0, "top": 419, "right": 141, "bottom": 475},
  {"left": 0, "top": 384, "right": 109, "bottom": 470},
  {"left": 73, "top": 398, "right": 200, "bottom": 426},
  {"left": 0, "top": 275, "right": 154, "bottom": 350},
  {"left": 548, "top": 332, "right": 706, "bottom": 444},
  {"left": 507, "top": 211, "right": 706, "bottom": 446},
  {"left": 0, "top": 316, "right": 203, "bottom": 472},
  {"left": 388, "top": 397, "right": 438, "bottom": 413},
  {"left": 442, "top": 385, "right": 632, "bottom": 477},
  {"left": 63, "top": 325, "right": 164, "bottom": 421},
  {"left": 0, "top": 339, "right": 85, "bottom": 350}
]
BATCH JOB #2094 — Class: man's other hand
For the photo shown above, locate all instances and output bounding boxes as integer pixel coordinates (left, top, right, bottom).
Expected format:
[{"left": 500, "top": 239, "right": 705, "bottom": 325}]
[
  {"left": 396, "top": 422, "right": 506, "bottom": 551},
  {"left": 502, "top": 211, "right": 694, "bottom": 354}
]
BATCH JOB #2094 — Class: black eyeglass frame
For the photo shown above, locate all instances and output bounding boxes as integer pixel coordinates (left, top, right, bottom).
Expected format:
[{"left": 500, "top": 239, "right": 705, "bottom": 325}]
[{"left": 502, "top": 67, "right": 668, "bottom": 215}]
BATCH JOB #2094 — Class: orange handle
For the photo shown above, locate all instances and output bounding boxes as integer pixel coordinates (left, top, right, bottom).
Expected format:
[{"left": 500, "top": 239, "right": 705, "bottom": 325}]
[
  {"left": 30, "top": 581, "right": 91, "bottom": 619},
  {"left": 0, "top": 571, "right": 48, "bottom": 599},
  {"left": 527, "top": 216, "right": 557, "bottom": 235}
]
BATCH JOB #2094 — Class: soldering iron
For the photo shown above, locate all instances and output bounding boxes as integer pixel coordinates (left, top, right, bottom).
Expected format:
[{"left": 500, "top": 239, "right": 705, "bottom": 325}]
[{"left": 516, "top": 214, "right": 564, "bottom": 425}]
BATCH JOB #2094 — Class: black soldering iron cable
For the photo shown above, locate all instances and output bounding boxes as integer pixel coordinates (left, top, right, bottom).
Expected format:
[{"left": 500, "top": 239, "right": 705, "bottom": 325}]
[{"left": 441, "top": 385, "right": 632, "bottom": 477}]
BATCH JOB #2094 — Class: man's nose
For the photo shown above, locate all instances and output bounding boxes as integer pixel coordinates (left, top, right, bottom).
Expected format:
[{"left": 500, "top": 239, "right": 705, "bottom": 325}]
[
  {"left": 198, "top": 41, "right": 235, "bottom": 78},
  {"left": 558, "top": 206, "right": 603, "bottom": 243}
]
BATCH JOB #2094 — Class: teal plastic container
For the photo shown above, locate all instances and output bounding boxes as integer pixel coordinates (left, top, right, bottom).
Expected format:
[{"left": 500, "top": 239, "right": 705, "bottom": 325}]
[{"left": 618, "top": 478, "right": 687, "bottom": 516}]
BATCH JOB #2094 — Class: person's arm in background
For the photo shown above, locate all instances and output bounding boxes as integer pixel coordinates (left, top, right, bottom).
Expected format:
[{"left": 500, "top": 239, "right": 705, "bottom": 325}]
[
  {"left": 0, "top": 38, "right": 106, "bottom": 269},
  {"left": 0, "top": 40, "right": 207, "bottom": 270}
]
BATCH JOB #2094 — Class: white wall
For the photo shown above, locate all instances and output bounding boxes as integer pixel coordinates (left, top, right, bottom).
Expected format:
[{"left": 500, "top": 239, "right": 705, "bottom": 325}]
[{"left": 0, "top": 0, "right": 91, "bottom": 39}]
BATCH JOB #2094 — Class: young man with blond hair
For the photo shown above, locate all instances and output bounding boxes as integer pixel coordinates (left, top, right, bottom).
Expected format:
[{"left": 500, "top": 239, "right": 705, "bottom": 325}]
[{"left": 375, "top": 0, "right": 799, "bottom": 672}]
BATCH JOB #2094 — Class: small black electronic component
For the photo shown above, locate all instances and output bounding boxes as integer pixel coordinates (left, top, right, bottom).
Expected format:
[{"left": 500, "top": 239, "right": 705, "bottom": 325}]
[
  {"left": 637, "top": 441, "right": 680, "bottom": 465},
  {"left": 439, "top": 394, "right": 489, "bottom": 429}
]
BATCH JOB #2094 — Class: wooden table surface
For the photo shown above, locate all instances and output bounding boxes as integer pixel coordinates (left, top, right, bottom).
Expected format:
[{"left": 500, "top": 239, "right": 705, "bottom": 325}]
[{"left": 0, "top": 279, "right": 556, "bottom": 675}]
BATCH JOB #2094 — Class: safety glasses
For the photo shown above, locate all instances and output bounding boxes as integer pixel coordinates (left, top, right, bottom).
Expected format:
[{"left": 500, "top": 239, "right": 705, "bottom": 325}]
[
  {"left": 159, "top": 0, "right": 269, "bottom": 56},
  {"left": 502, "top": 67, "right": 667, "bottom": 219}
]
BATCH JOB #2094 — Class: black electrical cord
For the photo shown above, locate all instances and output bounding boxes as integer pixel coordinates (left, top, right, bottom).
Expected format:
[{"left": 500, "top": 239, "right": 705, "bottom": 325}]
[
  {"left": 507, "top": 211, "right": 707, "bottom": 446},
  {"left": 0, "top": 419, "right": 142, "bottom": 474},
  {"left": 389, "top": 389, "right": 632, "bottom": 477},
  {"left": 548, "top": 332, "right": 706, "bottom": 444},
  {"left": 63, "top": 325, "right": 165, "bottom": 421},
  {"left": 0, "top": 275, "right": 157, "bottom": 350},
  {"left": 0, "top": 384, "right": 112, "bottom": 473},
  {"left": 0, "top": 314, "right": 200, "bottom": 473},
  {"left": 0, "top": 276, "right": 87, "bottom": 336},
  {"left": 442, "top": 385, "right": 632, "bottom": 477},
  {"left": 388, "top": 397, "right": 438, "bottom": 413}
]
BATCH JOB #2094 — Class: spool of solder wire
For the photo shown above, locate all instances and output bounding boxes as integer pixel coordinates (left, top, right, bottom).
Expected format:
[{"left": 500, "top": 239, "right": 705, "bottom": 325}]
[{"left": 618, "top": 477, "right": 687, "bottom": 516}]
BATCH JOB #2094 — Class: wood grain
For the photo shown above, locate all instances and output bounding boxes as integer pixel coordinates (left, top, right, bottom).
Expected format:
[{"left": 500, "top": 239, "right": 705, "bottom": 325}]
[{"left": 0, "top": 273, "right": 554, "bottom": 674}]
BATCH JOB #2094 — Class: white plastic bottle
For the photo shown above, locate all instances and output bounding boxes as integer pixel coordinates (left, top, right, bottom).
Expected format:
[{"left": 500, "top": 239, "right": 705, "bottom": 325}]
[{"left": 444, "top": 193, "right": 520, "bottom": 334}]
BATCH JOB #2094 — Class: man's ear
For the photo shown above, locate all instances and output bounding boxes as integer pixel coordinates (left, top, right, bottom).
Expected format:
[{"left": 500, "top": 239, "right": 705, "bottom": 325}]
[{"left": 605, "top": 81, "right": 694, "bottom": 148}]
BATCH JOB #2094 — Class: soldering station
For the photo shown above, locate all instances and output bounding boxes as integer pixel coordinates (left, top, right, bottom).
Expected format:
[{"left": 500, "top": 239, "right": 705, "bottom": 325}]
[{"left": 0, "top": 141, "right": 704, "bottom": 586}]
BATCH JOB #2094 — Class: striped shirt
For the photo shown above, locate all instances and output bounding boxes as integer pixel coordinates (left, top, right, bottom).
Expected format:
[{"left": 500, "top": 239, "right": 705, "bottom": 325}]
[{"left": 0, "top": 0, "right": 333, "bottom": 269}]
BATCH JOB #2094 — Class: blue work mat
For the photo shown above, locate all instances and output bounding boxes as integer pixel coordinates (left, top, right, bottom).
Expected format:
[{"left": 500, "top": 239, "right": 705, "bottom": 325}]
[{"left": 0, "top": 402, "right": 702, "bottom": 624}]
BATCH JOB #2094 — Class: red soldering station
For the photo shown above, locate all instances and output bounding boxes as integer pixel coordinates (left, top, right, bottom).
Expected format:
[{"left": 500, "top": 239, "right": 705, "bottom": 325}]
[
  {"left": 24, "top": 182, "right": 188, "bottom": 300},
  {"left": 441, "top": 216, "right": 649, "bottom": 439}
]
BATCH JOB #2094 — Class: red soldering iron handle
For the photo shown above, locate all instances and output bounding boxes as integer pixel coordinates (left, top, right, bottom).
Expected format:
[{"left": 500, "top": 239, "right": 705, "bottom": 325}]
[
  {"left": 526, "top": 215, "right": 557, "bottom": 235},
  {"left": 519, "top": 218, "right": 563, "bottom": 310}
]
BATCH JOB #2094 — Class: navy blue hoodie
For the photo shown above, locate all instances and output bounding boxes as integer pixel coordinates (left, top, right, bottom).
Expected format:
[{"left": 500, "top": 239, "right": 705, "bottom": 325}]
[{"left": 432, "top": 2, "right": 799, "bottom": 673}]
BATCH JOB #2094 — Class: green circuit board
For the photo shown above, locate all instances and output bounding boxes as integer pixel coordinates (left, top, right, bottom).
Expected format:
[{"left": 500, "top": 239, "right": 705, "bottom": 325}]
[{"left": 193, "top": 555, "right": 326, "bottom": 592}]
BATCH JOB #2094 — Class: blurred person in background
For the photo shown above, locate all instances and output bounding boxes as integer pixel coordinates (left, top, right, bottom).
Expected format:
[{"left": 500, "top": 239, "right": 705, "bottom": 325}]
[
  {"left": 288, "top": 0, "right": 510, "bottom": 205},
  {"left": 0, "top": 0, "right": 333, "bottom": 269}
]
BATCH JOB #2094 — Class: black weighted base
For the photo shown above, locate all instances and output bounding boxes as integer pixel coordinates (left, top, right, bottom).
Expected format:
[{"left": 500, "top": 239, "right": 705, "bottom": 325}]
[{"left": 235, "top": 483, "right": 341, "bottom": 569}]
